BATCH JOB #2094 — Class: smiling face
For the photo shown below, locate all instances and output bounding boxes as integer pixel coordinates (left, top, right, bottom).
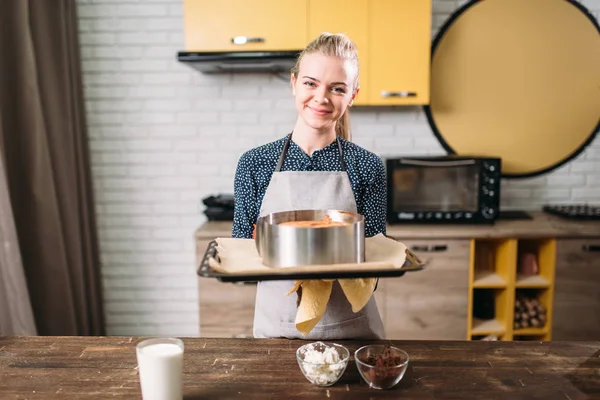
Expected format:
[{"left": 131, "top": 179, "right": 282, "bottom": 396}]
[{"left": 291, "top": 53, "right": 358, "bottom": 135}]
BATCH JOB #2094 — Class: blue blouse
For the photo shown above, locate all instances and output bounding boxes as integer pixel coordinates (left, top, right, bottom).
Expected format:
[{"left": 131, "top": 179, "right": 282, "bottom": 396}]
[{"left": 232, "top": 134, "right": 387, "bottom": 239}]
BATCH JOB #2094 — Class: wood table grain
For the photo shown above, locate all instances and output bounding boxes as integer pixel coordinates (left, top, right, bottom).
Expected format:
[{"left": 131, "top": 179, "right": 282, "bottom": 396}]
[{"left": 1, "top": 336, "right": 599, "bottom": 399}]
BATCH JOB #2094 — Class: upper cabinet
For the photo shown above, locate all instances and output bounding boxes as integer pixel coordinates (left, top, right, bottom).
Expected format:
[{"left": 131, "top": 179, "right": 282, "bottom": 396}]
[
  {"left": 308, "top": 0, "right": 369, "bottom": 106},
  {"left": 182, "top": 0, "right": 432, "bottom": 105},
  {"left": 309, "top": 0, "right": 431, "bottom": 106},
  {"left": 183, "top": 0, "right": 308, "bottom": 51},
  {"left": 368, "top": 0, "right": 432, "bottom": 105}
]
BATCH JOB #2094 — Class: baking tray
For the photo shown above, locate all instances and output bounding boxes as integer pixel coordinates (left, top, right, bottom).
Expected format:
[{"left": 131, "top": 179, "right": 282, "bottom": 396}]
[
  {"left": 543, "top": 204, "right": 600, "bottom": 221},
  {"left": 197, "top": 240, "right": 426, "bottom": 283}
]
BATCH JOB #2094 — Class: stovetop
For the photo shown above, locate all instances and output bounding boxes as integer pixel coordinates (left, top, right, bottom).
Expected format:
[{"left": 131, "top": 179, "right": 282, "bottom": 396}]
[{"left": 542, "top": 204, "right": 600, "bottom": 220}]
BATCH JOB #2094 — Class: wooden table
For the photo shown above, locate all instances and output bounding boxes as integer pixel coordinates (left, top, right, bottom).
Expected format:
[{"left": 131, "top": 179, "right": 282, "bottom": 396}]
[{"left": 1, "top": 337, "right": 599, "bottom": 399}]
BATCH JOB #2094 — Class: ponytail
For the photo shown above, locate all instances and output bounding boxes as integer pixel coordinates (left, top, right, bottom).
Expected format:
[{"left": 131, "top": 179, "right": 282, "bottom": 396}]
[{"left": 336, "top": 109, "right": 351, "bottom": 141}]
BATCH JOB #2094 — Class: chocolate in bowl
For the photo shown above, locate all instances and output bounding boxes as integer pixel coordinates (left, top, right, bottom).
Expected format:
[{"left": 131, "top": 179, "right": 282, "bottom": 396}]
[{"left": 355, "top": 345, "right": 409, "bottom": 390}]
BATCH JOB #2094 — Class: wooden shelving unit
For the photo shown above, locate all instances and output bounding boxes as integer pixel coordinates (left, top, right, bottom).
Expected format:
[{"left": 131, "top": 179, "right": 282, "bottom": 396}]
[
  {"left": 513, "top": 327, "right": 549, "bottom": 336},
  {"left": 471, "top": 318, "right": 505, "bottom": 336},
  {"left": 515, "top": 275, "right": 550, "bottom": 288},
  {"left": 473, "top": 272, "right": 506, "bottom": 288},
  {"left": 467, "top": 238, "right": 556, "bottom": 341}
]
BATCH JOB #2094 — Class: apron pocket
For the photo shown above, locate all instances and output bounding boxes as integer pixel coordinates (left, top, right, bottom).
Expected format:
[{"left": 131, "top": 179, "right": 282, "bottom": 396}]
[
  {"left": 282, "top": 313, "right": 370, "bottom": 333},
  {"left": 311, "top": 313, "right": 369, "bottom": 331}
]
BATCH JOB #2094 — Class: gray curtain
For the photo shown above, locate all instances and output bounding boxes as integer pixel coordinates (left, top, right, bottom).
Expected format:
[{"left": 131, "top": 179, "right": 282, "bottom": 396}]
[
  {"left": 0, "top": 0, "right": 105, "bottom": 335},
  {"left": 0, "top": 143, "right": 37, "bottom": 336}
]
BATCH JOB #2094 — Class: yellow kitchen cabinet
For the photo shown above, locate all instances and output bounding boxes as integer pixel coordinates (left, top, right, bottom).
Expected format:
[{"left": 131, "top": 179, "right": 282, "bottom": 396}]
[
  {"left": 368, "top": 0, "right": 432, "bottom": 105},
  {"left": 183, "top": 0, "right": 308, "bottom": 51},
  {"left": 309, "top": 0, "right": 432, "bottom": 105},
  {"left": 308, "top": 0, "right": 369, "bottom": 106}
]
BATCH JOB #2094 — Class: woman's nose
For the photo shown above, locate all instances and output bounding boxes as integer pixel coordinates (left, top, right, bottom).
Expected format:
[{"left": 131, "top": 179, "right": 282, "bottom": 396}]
[{"left": 313, "top": 87, "right": 329, "bottom": 103}]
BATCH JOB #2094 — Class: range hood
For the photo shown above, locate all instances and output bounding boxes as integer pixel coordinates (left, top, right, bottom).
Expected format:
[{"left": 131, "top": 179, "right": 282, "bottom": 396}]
[{"left": 177, "top": 50, "right": 301, "bottom": 73}]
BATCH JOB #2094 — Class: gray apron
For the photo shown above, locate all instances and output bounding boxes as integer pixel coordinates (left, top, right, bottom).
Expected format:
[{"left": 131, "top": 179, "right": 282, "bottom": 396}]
[{"left": 253, "top": 135, "right": 385, "bottom": 340}]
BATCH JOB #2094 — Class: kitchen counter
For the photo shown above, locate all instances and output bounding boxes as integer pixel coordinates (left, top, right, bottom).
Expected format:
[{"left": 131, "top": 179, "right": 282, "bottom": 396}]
[
  {"left": 194, "top": 212, "right": 600, "bottom": 341},
  {"left": 196, "top": 212, "right": 600, "bottom": 239},
  {"left": 1, "top": 336, "right": 599, "bottom": 399}
]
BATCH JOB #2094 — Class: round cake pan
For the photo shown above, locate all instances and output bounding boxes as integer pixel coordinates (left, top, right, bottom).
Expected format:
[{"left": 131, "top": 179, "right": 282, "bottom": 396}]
[{"left": 255, "top": 209, "right": 365, "bottom": 268}]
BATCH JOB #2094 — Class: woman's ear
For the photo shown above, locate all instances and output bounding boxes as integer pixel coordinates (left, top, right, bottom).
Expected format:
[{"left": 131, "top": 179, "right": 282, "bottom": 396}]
[
  {"left": 349, "top": 87, "right": 360, "bottom": 106},
  {"left": 290, "top": 73, "right": 296, "bottom": 96}
]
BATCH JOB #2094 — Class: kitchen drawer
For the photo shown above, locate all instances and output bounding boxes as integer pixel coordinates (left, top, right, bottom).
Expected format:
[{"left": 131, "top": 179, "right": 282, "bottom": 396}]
[
  {"left": 183, "top": 0, "right": 308, "bottom": 51},
  {"left": 552, "top": 238, "right": 600, "bottom": 341},
  {"left": 378, "top": 239, "right": 470, "bottom": 340},
  {"left": 196, "top": 239, "right": 256, "bottom": 338},
  {"left": 198, "top": 279, "right": 256, "bottom": 338}
]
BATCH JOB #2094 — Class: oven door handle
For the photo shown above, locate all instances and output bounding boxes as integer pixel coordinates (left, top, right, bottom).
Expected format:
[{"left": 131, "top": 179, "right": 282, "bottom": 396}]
[
  {"left": 399, "top": 159, "right": 476, "bottom": 167},
  {"left": 410, "top": 244, "right": 448, "bottom": 252},
  {"left": 582, "top": 245, "right": 600, "bottom": 252}
]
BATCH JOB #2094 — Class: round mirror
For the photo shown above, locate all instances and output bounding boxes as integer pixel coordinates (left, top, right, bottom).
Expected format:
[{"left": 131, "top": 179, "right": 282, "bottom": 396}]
[{"left": 424, "top": 0, "right": 600, "bottom": 178}]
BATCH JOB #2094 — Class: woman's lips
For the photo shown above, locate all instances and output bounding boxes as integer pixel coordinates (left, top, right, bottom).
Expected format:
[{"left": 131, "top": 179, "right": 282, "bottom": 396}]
[{"left": 307, "top": 106, "right": 331, "bottom": 116}]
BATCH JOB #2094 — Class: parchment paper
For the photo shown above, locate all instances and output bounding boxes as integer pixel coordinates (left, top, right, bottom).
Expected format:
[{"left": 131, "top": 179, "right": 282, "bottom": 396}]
[{"left": 207, "top": 233, "right": 411, "bottom": 275}]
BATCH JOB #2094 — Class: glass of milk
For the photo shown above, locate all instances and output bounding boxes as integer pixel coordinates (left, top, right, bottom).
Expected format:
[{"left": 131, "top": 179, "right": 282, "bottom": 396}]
[{"left": 136, "top": 337, "right": 185, "bottom": 400}]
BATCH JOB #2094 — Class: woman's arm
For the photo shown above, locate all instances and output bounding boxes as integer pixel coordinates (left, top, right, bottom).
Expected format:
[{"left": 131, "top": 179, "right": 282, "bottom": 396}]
[
  {"left": 232, "top": 152, "right": 259, "bottom": 239},
  {"left": 357, "top": 156, "right": 387, "bottom": 238}
]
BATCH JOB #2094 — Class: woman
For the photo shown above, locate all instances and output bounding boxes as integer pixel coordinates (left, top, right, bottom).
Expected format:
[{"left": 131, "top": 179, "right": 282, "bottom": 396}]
[{"left": 232, "top": 33, "right": 386, "bottom": 340}]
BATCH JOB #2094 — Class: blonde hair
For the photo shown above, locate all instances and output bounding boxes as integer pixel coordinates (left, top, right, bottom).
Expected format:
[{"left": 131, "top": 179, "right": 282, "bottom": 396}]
[{"left": 291, "top": 32, "right": 359, "bottom": 141}]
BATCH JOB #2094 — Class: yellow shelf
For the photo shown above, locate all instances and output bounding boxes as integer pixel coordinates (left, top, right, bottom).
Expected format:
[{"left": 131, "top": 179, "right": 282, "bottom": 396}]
[
  {"left": 473, "top": 272, "right": 507, "bottom": 288},
  {"left": 468, "top": 238, "right": 556, "bottom": 341},
  {"left": 513, "top": 327, "right": 548, "bottom": 336},
  {"left": 471, "top": 318, "right": 505, "bottom": 335},
  {"left": 515, "top": 275, "right": 550, "bottom": 288}
]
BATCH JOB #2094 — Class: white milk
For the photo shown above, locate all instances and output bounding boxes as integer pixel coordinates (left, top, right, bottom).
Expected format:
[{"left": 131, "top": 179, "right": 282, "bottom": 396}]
[{"left": 136, "top": 338, "right": 184, "bottom": 400}]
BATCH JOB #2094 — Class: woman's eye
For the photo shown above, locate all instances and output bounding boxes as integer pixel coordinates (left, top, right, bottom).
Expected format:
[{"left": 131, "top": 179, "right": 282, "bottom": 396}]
[
  {"left": 303, "top": 81, "right": 316, "bottom": 87},
  {"left": 332, "top": 87, "right": 346, "bottom": 94}
]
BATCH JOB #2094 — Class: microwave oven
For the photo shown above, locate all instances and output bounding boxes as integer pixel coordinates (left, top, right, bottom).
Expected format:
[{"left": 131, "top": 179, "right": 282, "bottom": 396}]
[{"left": 386, "top": 156, "right": 501, "bottom": 224}]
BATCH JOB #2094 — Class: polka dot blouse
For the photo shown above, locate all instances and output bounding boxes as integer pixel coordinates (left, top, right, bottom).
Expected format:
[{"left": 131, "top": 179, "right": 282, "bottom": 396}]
[{"left": 232, "top": 133, "right": 387, "bottom": 239}]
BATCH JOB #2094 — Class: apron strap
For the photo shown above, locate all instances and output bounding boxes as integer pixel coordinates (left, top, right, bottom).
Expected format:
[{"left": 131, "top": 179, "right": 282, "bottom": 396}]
[
  {"left": 275, "top": 134, "right": 293, "bottom": 172},
  {"left": 336, "top": 136, "right": 347, "bottom": 171},
  {"left": 275, "top": 134, "right": 347, "bottom": 172}
]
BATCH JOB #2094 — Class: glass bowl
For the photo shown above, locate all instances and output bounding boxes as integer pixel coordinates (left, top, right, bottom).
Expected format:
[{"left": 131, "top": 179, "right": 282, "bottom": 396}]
[
  {"left": 296, "top": 341, "right": 350, "bottom": 386},
  {"left": 355, "top": 345, "right": 409, "bottom": 390}
]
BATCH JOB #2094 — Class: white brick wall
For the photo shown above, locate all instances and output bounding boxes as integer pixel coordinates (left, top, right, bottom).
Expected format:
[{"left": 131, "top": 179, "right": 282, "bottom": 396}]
[{"left": 77, "top": 0, "right": 600, "bottom": 336}]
